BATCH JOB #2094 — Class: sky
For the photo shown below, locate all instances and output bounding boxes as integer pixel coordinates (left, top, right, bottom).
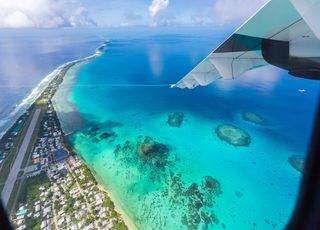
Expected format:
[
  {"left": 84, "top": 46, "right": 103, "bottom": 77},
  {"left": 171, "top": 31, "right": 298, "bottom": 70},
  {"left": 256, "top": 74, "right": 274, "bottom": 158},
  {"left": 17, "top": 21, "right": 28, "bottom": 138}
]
[{"left": 0, "top": 0, "right": 269, "bottom": 28}]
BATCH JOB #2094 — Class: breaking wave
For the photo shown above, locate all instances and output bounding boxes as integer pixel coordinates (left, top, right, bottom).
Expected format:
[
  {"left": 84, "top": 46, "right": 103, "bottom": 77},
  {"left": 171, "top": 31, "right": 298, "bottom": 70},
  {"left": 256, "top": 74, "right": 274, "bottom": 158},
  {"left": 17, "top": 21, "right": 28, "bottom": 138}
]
[{"left": 0, "top": 40, "right": 109, "bottom": 138}]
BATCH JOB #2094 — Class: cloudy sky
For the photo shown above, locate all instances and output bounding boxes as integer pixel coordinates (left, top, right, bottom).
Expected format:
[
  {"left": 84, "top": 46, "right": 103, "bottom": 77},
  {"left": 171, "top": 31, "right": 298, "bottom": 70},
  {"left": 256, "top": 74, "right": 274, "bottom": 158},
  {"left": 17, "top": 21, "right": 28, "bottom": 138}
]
[{"left": 0, "top": 0, "right": 268, "bottom": 28}]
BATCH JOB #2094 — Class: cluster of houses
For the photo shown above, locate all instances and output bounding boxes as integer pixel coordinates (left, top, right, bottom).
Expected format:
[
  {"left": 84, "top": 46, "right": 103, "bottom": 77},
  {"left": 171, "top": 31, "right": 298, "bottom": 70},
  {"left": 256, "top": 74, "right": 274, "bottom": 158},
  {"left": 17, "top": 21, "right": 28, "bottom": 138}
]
[
  {"left": 6, "top": 67, "right": 127, "bottom": 230},
  {"left": 28, "top": 102, "right": 68, "bottom": 176},
  {"left": 49, "top": 156, "right": 122, "bottom": 229},
  {"left": 14, "top": 186, "right": 53, "bottom": 230},
  {"left": 13, "top": 155, "right": 125, "bottom": 230},
  {"left": 12, "top": 100, "right": 126, "bottom": 229}
]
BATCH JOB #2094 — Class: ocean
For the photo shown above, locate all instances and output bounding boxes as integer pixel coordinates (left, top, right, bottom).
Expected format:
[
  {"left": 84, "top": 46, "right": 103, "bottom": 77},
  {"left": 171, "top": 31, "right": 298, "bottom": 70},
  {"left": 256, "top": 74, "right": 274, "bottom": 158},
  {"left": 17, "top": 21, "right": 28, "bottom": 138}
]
[
  {"left": 0, "top": 28, "right": 102, "bottom": 136},
  {"left": 15, "top": 27, "right": 320, "bottom": 229}
]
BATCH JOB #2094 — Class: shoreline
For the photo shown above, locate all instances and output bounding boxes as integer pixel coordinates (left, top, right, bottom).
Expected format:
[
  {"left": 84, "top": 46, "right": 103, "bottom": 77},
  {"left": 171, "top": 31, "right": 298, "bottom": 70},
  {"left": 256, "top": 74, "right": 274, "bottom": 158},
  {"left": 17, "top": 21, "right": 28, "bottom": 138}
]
[
  {"left": 55, "top": 55, "right": 136, "bottom": 229},
  {"left": 63, "top": 138, "right": 136, "bottom": 230},
  {"left": 0, "top": 53, "right": 97, "bottom": 139},
  {"left": 0, "top": 41, "right": 134, "bottom": 229},
  {"left": 97, "top": 184, "right": 137, "bottom": 230}
]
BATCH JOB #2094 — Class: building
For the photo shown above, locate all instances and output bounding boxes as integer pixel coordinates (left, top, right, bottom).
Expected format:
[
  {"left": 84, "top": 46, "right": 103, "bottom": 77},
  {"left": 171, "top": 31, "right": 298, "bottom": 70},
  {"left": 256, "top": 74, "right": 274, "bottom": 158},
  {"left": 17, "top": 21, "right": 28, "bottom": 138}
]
[{"left": 53, "top": 149, "right": 68, "bottom": 162}]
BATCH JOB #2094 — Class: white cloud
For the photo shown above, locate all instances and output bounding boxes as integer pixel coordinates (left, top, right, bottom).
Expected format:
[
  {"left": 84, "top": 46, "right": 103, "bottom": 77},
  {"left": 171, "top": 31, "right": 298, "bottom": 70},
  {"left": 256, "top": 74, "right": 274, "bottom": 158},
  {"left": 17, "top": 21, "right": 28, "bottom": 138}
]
[
  {"left": 149, "top": 0, "right": 170, "bottom": 17},
  {"left": 2, "top": 11, "right": 34, "bottom": 28},
  {"left": 212, "top": 0, "right": 268, "bottom": 26},
  {"left": 69, "top": 7, "right": 96, "bottom": 27},
  {"left": 119, "top": 22, "right": 129, "bottom": 27},
  {"left": 0, "top": 0, "right": 95, "bottom": 28}
]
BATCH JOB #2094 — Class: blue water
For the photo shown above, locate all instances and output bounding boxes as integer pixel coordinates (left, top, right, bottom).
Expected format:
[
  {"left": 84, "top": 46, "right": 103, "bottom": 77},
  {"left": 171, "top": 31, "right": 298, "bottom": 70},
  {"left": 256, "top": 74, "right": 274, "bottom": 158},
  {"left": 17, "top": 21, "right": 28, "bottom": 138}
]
[
  {"left": 0, "top": 28, "right": 102, "bottom": 134},
  {"left": 53, "top": 28, "right": 319, "bottom": 229}
]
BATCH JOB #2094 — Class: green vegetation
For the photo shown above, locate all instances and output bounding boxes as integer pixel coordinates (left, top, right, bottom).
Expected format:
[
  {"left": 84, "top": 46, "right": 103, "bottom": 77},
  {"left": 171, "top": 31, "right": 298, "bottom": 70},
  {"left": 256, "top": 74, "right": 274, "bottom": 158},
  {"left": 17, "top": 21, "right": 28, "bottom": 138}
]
[
  {"left": 17, "top": 170, "right": 24, "bottom": 178},
  {"left": 13, "top": 173, "right": 50, "bottom": 229},
  {"left": 35, "top": 99, "right": 47, "bottom": 106},
  {"left": 81, "top": 167, "right": 97, "bottom": 185},
  {"left": 17, "top": 172, "right": 50, "bottom": 205},
  {"left": 115, "top": 221, "right": 128, "bottom": 230},
  {"left": 24, "top": 215, "right": 42, "bottom": 230},
  {"left": 6, "top": 179, "right": 21, "bottom": 214},
  {"left": 103, "top": 198, "right": 115, "bottom": 209}
]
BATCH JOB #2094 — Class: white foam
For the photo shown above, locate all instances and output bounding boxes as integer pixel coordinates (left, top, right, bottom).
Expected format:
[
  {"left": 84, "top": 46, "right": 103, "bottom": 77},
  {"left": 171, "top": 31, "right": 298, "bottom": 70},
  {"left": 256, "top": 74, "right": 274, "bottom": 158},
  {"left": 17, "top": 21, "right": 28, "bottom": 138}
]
[{"left": 0, "top": 41, "right": 109, "bottom": 139}]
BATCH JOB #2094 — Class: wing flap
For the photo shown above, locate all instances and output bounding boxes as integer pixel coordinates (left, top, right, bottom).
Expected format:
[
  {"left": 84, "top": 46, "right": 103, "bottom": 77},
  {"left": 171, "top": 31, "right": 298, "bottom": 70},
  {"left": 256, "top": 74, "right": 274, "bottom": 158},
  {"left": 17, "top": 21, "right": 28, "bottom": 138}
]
[
  {"left": 290, "top": 0, "right": 320, "bottom": 40},
  {"left": 172, "top": 0, "right": 320, "bottom": 89}
]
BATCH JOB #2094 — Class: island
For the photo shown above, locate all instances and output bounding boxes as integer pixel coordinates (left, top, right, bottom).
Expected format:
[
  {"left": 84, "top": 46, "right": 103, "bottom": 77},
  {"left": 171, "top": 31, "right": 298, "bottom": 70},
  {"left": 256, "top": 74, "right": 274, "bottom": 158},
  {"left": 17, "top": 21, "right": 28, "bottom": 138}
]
[
  {"left": 0, "top": 56, "right": 129, "bottom": 229},
  {"left": 215, "top": 124, "right": 251, "bottom": 147}
]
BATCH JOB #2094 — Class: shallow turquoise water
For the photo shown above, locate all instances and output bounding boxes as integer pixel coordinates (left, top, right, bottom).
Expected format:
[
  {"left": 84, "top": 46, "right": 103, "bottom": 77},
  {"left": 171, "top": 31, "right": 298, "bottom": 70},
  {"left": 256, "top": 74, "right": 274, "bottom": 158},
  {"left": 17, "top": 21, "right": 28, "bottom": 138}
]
[{"left": 54, "top": 28, "right": 319, "bottom": 229}]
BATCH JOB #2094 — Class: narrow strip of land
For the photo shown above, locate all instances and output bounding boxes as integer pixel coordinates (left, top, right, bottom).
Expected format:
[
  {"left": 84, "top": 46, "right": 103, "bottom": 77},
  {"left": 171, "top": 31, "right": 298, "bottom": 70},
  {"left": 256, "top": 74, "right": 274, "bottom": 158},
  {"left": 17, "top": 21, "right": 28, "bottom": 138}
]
[{"left": 1, "top": 109, "right": 41, "bottom": 206}]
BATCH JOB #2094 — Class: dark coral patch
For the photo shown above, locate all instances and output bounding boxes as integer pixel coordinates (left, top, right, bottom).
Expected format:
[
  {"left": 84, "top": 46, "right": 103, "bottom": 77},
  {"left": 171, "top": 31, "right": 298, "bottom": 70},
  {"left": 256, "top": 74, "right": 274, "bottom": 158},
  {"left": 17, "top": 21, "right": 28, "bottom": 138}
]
[
  {"left": 136, "top": 136, "right": 169, "bottom": 167},
  {"left": 202, "top": 176, "right": 222, "bottom": 197},
  {"left": 113, "top": 136, "right": 171, "bottom": 182},
  {"left": 288, "top": 155, "right": 305, "bottom": 173},
  {"left": 168, "top": 173, "right": 222, "bottom": 229},
  {"left": 112, "top": 135, "right": 222, "bottom": 229},
  {"left": 235, "top": 190, "right": 243, "bottom": 198},
  {"left": 242, "top": 112, "right": 268, "bottom": 125},
  {"left": 167, "top": 112, "right": 184, "bottom": 127},
  {"left": 100, "top": 132, "right": 115, "bottom": 139}
]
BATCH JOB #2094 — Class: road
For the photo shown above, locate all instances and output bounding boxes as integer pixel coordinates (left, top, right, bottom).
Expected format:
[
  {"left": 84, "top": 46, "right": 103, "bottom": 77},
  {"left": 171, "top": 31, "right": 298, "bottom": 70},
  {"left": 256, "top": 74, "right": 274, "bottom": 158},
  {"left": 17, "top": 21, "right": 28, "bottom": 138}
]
[{"left": 1, "top": 109, "right": 41, "bottom": 207}]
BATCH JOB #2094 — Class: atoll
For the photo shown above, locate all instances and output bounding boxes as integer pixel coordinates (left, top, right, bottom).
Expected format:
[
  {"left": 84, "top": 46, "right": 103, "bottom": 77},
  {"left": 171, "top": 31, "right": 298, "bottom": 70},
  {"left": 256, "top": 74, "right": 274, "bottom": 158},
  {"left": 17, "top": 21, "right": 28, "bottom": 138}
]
[
  {"left": 288, "top": 155, "right": 305, "bottom": 173},
  {"left": 242, "top": 112, "right": 268, "bottom": 125},
  {"left": 215, "top": 124, "right": 251, "bottom": 147},
  {"left": 167, "top": 112, "right": 184, "bottom": 127}
]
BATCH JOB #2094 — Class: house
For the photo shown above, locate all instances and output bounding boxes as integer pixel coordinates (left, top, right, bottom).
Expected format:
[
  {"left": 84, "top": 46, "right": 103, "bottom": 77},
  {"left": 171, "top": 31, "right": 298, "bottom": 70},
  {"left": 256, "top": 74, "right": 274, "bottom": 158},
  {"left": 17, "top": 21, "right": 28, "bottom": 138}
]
[
  {"left": 16, "top": 219, "right": 24, "bottom": 226},
  {"left": 53, "top": 148, "right": 68, "bottom": 162},
  {"left": 40, "top": 220, "right": 47, "bottom": 229},
  {"left": 70, "top": 224, "right": 78, "bottom": 230},
  {"left": 57, "top": 217, "right": 65, "bottom": 226},
  {"left": 35, "top": 205, "right": 40, "bottom": 213},
  {"left": 16, "top": 225, "right": 26, "bottom": 230},
  {"left": 43, "top": 206, "right": 51, "bottom": 216}
]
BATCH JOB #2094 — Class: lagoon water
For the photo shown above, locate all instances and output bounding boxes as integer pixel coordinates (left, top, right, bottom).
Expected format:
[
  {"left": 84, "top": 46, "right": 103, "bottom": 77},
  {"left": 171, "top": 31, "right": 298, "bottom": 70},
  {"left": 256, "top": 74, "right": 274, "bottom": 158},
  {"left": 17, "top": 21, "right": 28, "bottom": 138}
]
[{"left": 53, "top": 28, "right": 319, "bottom": 229}]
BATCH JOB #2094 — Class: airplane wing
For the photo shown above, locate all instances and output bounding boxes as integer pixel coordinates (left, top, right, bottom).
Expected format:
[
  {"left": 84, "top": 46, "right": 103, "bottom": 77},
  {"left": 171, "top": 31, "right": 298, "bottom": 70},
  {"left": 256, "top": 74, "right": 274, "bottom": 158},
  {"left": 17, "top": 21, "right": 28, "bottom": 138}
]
[{"left": 172, "top": 0, "right": 320, "bottom": 89}]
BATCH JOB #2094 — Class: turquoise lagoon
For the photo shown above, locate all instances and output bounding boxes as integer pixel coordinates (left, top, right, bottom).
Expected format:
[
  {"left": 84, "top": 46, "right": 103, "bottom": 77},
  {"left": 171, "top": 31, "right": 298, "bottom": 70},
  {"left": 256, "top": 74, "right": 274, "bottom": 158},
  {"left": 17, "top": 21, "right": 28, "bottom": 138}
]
[{"left": 53, "top": 28, "right": 319, "bottom": 229}]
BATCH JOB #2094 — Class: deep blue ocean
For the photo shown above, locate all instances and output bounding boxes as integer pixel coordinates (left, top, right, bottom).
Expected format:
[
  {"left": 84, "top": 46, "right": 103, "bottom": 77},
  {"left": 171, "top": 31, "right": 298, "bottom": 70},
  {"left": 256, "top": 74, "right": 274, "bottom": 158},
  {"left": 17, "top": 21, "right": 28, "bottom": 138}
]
[{"left": 51, "top": 28, "right": 320, "bottom": 229}]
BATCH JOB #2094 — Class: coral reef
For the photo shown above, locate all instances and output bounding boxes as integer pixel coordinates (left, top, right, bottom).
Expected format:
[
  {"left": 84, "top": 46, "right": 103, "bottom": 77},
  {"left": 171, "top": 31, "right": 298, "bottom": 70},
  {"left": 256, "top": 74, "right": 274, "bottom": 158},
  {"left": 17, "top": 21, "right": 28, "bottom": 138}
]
[
  {"left": 215, "top": 124, "right": 251, "bottom": 147},
  {"left": 288, "top": 155, "right": 305, "bottom": 173},
  {"left": 136, "top": 136, "right": 170, "bottom": 167},
  {"left": 83, "top": 120, "right": 122, "bottom": 143},
  {"left": 113, "top": 136, "right": 223, "bottom": 229},
  {"left": 242, "top": 112, "right": 268, "bottom": 125},
  {"left": 113, "top": 136, "right": 171, "bottom": 182},
  {"left": 167, "top": 112, "right": 184, "bottom": 127},
  {"left": 169, "top": 174, "right": 222, "bottom": 229}
]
